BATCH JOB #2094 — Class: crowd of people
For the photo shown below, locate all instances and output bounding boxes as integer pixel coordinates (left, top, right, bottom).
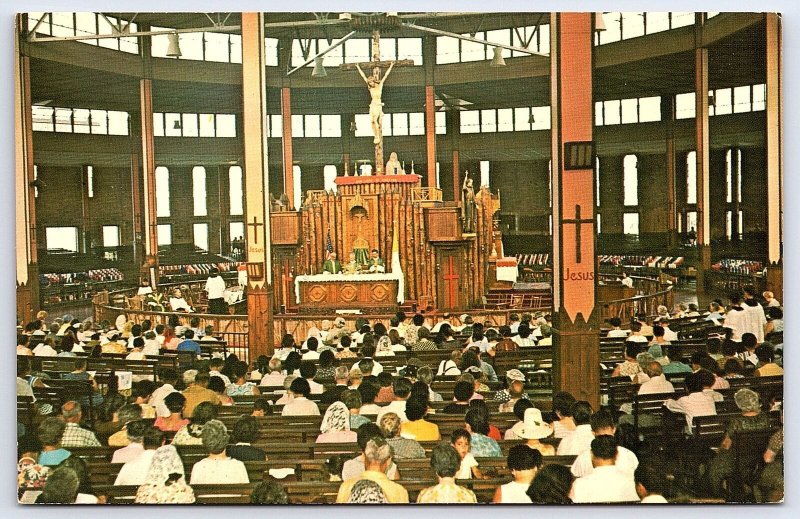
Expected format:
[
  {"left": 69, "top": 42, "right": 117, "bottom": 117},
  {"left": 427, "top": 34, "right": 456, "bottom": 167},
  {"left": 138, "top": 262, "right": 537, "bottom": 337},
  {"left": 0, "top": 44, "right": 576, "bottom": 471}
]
[{"left": 16, "top": 286, "right": 783, "bottom": 504}]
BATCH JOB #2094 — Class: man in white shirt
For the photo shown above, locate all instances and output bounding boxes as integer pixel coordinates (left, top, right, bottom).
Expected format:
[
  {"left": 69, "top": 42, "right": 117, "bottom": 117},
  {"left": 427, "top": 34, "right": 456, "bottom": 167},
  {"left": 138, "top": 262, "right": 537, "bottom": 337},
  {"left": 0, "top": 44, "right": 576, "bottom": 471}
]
[
  {"left": 606, "top": 317, "right": 629, "bottom": 338},
  {"left": 763, "top": 291, "right": 781, "bottom": 308},
  {"left": 300, "top": 361, "right": 324, "bottom": 394},
  {"left": 571, "top": 436, "right": 640, "bottom": 503},
  {"left": 113, "top": 426, "right": 164, "bottom": 485},
  {"left": 259, "top": 358, "right": 286, "bottom": 387},
  {"left": 301, "top": 337, "right": 321, "bottom": 360},
  {"left": 189, "top": 420, "right": 249, "bottom": 484},
  {"left": 620, "top": 272, "right": 634, "bottom": 288},
  {"left": 205, "top": 268, "right": 227, "bottom": 315},
  {"left": 626, "top": 321, "right": 648, "bottom": 343},
  {"left": 722, "top": 292, "right": 748, "bottom": 342},
  {"left": 376, "top": 378, "right": 412, "bottom": 423},
  {"left": 571, "top": 409, "right": 638, "bottom": 478},
  {"left": 32, "top": 340, "right": 58, "bottom": 357},
  {"left": 150, "top": 369, "right": 179, "bottom": 418},
  {"left": 208, "top": 358, "right": 232, "bottom": 387},
  {"left": 637, "top": 362, "right": 675, "bottom": 395},
  {"left": 141, "top": 331, "right": 160, "bottom": 356},
  {"left": 281, "top": 378, "right": 321, "bottom": 416},
  {"left": 351, "top": 344, "right": 384, "bottom": 376},
  {"left": 665, "top": 372, "right": 716, "bottom": 433},
  {"left": 556, "top": 401, "right": 595, "bottom": 456},
  {"left": 635, "top": 463, "right": 669, "bottom": 503},
  {"left": 742, "top": 299, "right": 767, "bottom": 343}
]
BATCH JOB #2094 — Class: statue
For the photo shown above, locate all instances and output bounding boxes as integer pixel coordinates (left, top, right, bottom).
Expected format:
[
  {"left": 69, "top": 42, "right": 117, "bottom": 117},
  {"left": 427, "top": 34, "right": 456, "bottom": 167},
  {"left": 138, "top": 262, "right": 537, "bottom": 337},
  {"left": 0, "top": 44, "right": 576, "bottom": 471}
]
[
  {"left": 366, "top": 248, "right": 386, "bottom": 273},
  {"left": 343, "top": 252, "right": 361, "bottom": 275},
  {"left": 322, "top": 252, "right": 342, "bottom": 275},
  {"left": 356, "top": 62, "right": 395, "bottom": 145},
  {"left": 270, "top": 193, "right": 286, "bottom": 212},
  {"left": 385, "top": 151, "right": 402, "bottom": 175},
  {"left": 462, "top": 170, "right": 476, "bottom": 233}
]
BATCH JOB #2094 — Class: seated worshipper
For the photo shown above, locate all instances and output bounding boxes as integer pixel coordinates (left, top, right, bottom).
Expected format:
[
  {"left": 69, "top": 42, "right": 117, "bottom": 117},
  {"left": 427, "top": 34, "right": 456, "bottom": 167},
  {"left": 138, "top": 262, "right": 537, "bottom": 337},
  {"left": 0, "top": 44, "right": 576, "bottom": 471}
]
[
  {"left": 281, "top": 378, "right": 321, "bottom": 416},
  {"left": 571, "top": 436, "right": 640, "bottom": 503},
  {"left": 493, "top": 445, "right": 542, "bottom": 503},
  {"left": 317, "top": 401, "right": 358, "bottom": 444},
  {"left": 315, "top": 350, "right": 338, "bottom": 383},
  {"left": 111, "top": 419, "right": 152, "bottom": 464},
  {"left": 388, "top": 329, "right": 407, "bottom": 353},
  {"left": 611, "top": 341, "right": 644, "bottom": 378},
  {"left": 606, "top": 317, "right": 629, "bottom": 338},
  {"left": 125, "top": 337, "right": 146, "bottom": 361},
  {"left": 169, "top": 288, "right": 193, "bottom": 312},
  {"left": 417, "top": 443, "right": 478, "bottom": 504},
  {"left": 765, "top": 307, "right": 784, "bottom": 340},
  {"left": 443, "top": 381, "right": 475, "bottom": 414},
  {"left": 161, "top": 326, "right": 181, "bottom": 351},
  {"left": 181, "top": 371, "right": 221, "bottom": 416},
  {"left": 723, "top": 359, "right": 746, "bottom": 379},
  {"left": 464, "top": 407, "right": 501, "bottom": 457},
  {"left": 259, "top": 357, "right": 286, "bottom": 387},
  {"left": 154, "top": 392, "right": 190, "bottom": 432},
  {"left": 451, "top": 428, "right": 484, "bottom": 479},
  {"left": 557, "top": 401, "right": 595, "bottom": 456},
  {"left": 404, "top": 313, "right": 425, "bottom": 346},
  {"left": 351, "top": 343, "right": 383, "bottom": 376},
  {"left": 32, "top": 336, "right": 57, "bottom": 357},
  {"left": 663, "top": 344, "right": 694, "bottom": 374},
  {"left": 189, "top": 419, "right": 249, "bottom": 484},
  {"left": 320, "top": 366, "right": 352, "bottom": 405},
  {"left": 300, "top": 361, "right": 324, "bottom": 395},
  {"left": 59, "top": 401, "right": 100, "bottom": 448},
  {"left": 114, "top": 426, "right": 165, "bottom": 486},
  {"left": 493, "top": 325, "right": 518, "bottom": 352},
  {"left": 341, "top": 424, "right": 399, "bottom": 481},
  {"left": 249, "top": 355, "right": 270, "bottom": 382},
  {"left": 697, "top": 369, "right": 725, "bottom": 403},
  {"left": 495, "top": 369, "right": 529, "bottom": 413},
  {"left": 634, "top": 463, "right": 669, "bottom": 503},
  {"left": 93, "top": 397, "right": 136, "bottom": 444},
  {"left": 37, "top": 417, "right": 70, "bottom": 467},
  {"left": 504, "top": 399, "right": 535, "bottom": 439},
  {"left": 16, "top": 334, "right": 32, "bottom": 356},
  {"left": 411, "top": 326, "right": 438, "bottom": 352},
  {"left": 665, "top": 372, "right": 717, "bottom": 434},
  {"left": 738, "top": 333, "right": 760, "bottom": 367},
  {"left": 550, "top": 391, "right": 577, "bottom": 439},
  {"left": 437, "top": 349, "right": 463, "bottom": 376},
  {"left": 756, "top": 427, "right": 784, "bottom": 503},
  {"left": 619, "top": 362, "right": 675, "bottom": 428},
  {"left": 226, "top": 361, "right": 261, "bottom": 396},
  {"left": 347, "top": 479, "right": 388, "bottom": 504},
  {"left": 399, "top": 396, "right": 440, "bottom": 441},
  {"left": 271, "top": 333, "right": 296, "bottom": 362},
  {"left": 151, "top": 369, "right": 179, "bottom": 418},
  {"left": 227, "top": 415, "right": 268, "bottom": 462},
  {"left": 250, "top": 480, "right": 290, "bottom": 505},
  {"left": 134, "top": 445, "right": 195, "bottom": 504},
  {"left": 512, "top": 408, "right": 556, "bottom": 456},
  {"left": 343, "top": 252, "right": 361, "bottom": 275},
  {"left": 208, "top": 356, "right": 232, "bottom": 384},
  {"left": 755, "top": 343, "right": 784, "bottom": 376},
  {"left": 377, "top": 377, "right": 412, "bottom": 423},
  {"left": 417, "top": 366, "right": 442, "bottom": 402},
  {"left": 469, "top": 399, "right": 502, "bottom": 440},
  {"left": 176, "top": 329, "right": 201, "bottom": 356},
  {"left": 512, "top": 324, "right": 537, "bottom": 347},
  {"left": 336, "top": 437, "right": 408, "bottom": 503},
  {"left": 526, "top": 464, "right": 575, "bottom": 504},
  {"left": 208, "top": 376, "right": 234, "bottom": 406},
  {"left": 571, "top": 409, "right": 639, "bottom": 478},
  {"left": 62, "top": 358, "right": 103, "bottom": 407},
  {"left": 107, "top": 404, "right": 146, "bottom": 447},
  {"left": 626, "top": 320, "right": 649, "bottom": 343},
  {"left": 697, "top": 356, "right": 731, "bottom": 390},
  {"left": 32, "top": 466, "right": 79, "bottom": 504},
  {"left": 251, "top": 398, "right": 273, "bottom": 417},
  {"left": 302, "top": 335, "right": 321, "bottom": 360},
  {"left": 379, "top": 412, "right": 425, "bottom": 459},
  {"left": 358, "top": 380, "right": 381, "bottom": 415},
  {"left": 375, "top": 372, "right": 396, "bottom": 403},
  {"left": 465, "top": 323, "right": 490, "bottom": 352},
  {"left": 340, "top": 389, "right": 371, "bottom": 430},
  {"left": 706, "top": 388, "right": 774, "bottom": 497},
  {"left": 322, "top": 252, "right": 343, "bottom": 274},
  {"left": 172, "top": 401, "right": 218, "bottom": 446}
]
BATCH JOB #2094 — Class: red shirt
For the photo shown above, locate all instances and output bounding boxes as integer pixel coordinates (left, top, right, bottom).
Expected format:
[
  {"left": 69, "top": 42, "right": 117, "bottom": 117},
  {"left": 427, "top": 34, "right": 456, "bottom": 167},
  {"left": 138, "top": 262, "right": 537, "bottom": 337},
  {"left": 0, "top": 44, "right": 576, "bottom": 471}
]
[{"left": 488, "top": 424, "right": 501, "bottom": 441}]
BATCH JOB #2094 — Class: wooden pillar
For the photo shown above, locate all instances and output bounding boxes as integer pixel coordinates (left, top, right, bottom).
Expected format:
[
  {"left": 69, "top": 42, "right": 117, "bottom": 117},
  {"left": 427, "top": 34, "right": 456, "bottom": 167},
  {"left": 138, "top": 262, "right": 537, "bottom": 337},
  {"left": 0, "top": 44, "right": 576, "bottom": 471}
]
[
  {"left": 139, "top": 79, "right": 159, "bottom": 287},
  {"left": 694, "top": 14, "right": 712, "bottom": 294},
  {"left": 765, "top": 13, "right": 782, "bottom": 300},
  {"left": 663, "top": 95, "right": 679, "bottom": 248},
  {"left": 281, "top": 87, "right": 294, "bottom": 209},
  {"left": 550, "top": 13, "right": 600, "bottom": 409},
  {"left": 423, "top": 36, "right": 437, "bottom": 187},
  {"left": 15, "top": 15, "right": 39, "bottom": 322},
  {"left": 242, "top": 12, "right": 274, "bottom": 358}
]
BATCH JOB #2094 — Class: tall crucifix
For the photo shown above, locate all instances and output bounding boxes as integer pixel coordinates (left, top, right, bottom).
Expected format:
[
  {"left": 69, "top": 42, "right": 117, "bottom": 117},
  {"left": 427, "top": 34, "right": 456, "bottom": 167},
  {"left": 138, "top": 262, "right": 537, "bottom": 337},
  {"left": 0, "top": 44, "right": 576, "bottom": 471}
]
[{"left": 341, "top": 30, "right": 414, "bottom": 174}]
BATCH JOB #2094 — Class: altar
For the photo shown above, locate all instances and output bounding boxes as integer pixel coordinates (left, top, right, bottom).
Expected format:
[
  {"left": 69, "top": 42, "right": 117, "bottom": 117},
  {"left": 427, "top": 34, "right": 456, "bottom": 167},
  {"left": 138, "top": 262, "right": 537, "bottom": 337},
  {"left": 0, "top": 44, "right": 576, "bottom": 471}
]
[{"left": 295, "top": 273, "right": 402, "bottom": 314}]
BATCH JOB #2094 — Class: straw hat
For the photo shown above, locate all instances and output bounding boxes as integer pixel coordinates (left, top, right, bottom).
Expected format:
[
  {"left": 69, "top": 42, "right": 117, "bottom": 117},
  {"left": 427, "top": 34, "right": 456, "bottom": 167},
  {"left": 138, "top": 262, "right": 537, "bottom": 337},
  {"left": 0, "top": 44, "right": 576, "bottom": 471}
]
[{"left": 512, "top": 408, "right": 553, "bottom": 440}]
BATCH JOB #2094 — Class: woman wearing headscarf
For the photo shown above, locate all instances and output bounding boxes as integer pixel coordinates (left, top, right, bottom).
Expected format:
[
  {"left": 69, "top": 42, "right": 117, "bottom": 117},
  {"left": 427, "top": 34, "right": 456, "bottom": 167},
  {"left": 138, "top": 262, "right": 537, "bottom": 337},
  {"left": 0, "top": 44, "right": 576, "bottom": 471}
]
[
  {"left": 316, "top": 401, "right": 357, "bottom": 444},
  {"left": 172, "top": 402, "right": 218, "bottom": 446},
  {"left": 347, "top": 479, "right": 388, "bottom": 504},
  {"left": 135, "top": 445, "right": 195, "bottom": 504}
]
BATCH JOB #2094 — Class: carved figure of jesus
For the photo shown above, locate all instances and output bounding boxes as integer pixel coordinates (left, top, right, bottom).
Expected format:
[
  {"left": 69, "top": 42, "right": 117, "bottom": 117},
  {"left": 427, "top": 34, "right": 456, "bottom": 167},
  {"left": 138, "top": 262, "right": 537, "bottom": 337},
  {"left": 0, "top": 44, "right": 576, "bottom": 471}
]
[{"left": 356, "top": 62, "right": 395, "bottom": 144}]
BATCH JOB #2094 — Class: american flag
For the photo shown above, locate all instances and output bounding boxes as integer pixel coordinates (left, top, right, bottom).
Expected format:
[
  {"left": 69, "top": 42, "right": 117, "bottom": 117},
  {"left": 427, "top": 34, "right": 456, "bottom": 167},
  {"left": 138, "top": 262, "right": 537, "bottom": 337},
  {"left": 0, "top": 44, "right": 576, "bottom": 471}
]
[{"left": 325, "top": 230, "right": 333, "bottom": 258}]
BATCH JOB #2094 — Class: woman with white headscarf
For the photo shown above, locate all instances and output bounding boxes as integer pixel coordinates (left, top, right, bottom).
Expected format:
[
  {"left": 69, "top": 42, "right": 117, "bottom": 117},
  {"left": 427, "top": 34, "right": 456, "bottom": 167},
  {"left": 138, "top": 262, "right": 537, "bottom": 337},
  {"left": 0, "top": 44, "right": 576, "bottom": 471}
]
[
  {"left": 375, "top": 335, "right": 394, "bottom": 357},
  {"left": 134, "top": 445, "right": 195, "bottom": 504},
  {"left": 316, "top": 401, "right": 357, "bottom": 444},
  {"left": 347, "top": 479, "right": 388, "bottom": 504}
]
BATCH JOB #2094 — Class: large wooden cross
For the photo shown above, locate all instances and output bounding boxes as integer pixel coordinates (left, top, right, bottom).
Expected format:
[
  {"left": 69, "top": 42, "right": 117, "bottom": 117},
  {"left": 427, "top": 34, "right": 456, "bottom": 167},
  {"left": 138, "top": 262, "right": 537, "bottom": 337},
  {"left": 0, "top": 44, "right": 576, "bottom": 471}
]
[
  {"left": 443, "top": 255, "right": 461, "bottom": 309},
  {"left": 246, "top": 215, "right": 264, "bottom": 245},
  {"left": 562, "top": 204, "right": 594, "bottom": 263},
  {"left": 341, "top": 30, "right": 414, "bottom": 174}
]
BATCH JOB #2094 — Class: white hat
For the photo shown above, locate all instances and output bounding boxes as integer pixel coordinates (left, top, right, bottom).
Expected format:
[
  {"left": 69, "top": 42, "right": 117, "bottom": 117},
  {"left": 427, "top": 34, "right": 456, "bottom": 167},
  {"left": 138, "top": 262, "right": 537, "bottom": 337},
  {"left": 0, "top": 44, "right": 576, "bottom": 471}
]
[
  {"left": 506, "top": 369, "right": 526, "bottom": 382},
  {"left": 512, "top": 408, "right": 553, "bottom": 440},
  {"left": 335, "top": 317, "right": 346, "bottom": 327},
  {"left": 460, "top": 314, "right": 469, "bottom": 322}
]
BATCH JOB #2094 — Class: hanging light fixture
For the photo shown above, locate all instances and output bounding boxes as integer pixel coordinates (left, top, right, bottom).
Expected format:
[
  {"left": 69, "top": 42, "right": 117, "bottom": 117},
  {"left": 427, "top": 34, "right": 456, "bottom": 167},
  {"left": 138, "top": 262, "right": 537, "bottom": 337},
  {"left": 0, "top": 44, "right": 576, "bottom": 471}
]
[
  {"left": 312, "top": 56, "right": 327, "bottom": 78},
  {"left": 595, "top": 12, "right": 607, "bottom": 31},
  {"left": 350, "top": 120, "right": 357, "bottom": 133},
  {"left": 166, "top": 32, "right": 182, "bottom": 57},
  {"left": 173, "top": 118, "right": 182, "bottom": 130},
  {"left": 490, "top": 47, "right": 506, "bottom": 67},
  {"left": 528, "top": 109, "right": 536, "bottom": 125}
]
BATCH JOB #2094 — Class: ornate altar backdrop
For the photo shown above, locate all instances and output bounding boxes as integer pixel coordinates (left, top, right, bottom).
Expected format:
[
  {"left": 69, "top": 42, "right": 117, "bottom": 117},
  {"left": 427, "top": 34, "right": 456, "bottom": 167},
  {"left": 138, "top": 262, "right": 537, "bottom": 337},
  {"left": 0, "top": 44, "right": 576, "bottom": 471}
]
[{"left": 269, "top": 174, "right": 501, "bottom": 313}]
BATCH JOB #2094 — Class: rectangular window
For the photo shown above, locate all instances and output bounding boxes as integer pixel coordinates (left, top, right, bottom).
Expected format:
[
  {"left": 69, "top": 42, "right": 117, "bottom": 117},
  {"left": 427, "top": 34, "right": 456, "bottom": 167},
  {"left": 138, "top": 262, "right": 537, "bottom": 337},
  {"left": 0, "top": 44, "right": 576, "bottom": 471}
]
[
  {"left": 165, "top": 113, "right": 182, "bottom": 137},
  {"left": 193, "top": 223, "right": 209, "bottom": 251},
  {"left": 595, "top": 157, "right": 601, "bottom": 207},
  {"left": 726, "top": 210, "right": 733, "bottom": 240},
  {"left": 409, "top": 113, "right": 425, "bottom": 136},
  {"left": 55, "top": 108, "right": 72, "bottom": 133},
  {"left": 686, "top": 151, "right": 697, "bottom": 204},
  {"left": 50, "top": 12, "right": 74, "bottom": 37},
  {"left": 153, "top": 113, "right": 165, "bottom": 137},
  {"left": 725, "top": 149, "right": 733, "bottom": 203},
  {"left": 102, "top": 225, "right": 120, "bottom": 247},
  {"left": 623, "top": 213, "right": 640, "bottom": 235},
  {"left": 293, "top": 165, "right": 302, "bottom": 210},
  {"left": 597, "top": 214, "right": 602, "bottom": 234},
  {"left": 179, "top": 32, "right": 204, "bottom": 61},
  {"left": 228, "top": 166, "right": 244, "bottom": 216},
  {"left": 32, "top": 106, "right": 54, "bottom": 132},
  {"left": 686, "top": 211, "right": 697, "bottom": 234},
  {"left": 514, "top": 107, "right": 531, "bottom": 131},
  {"left": 531, "top": 106, "right": 550, "bottom": 130},
  {"left": 733, "top": 85, "right": 751, "bottom": 113},
  {"left": 229, "top": 221, "right": 244, "bottom": 241},
  {"left": 620, "top": 98, "right": 638, "bottom": 124},
  {"left": 481, "top": 110, "right": 497, "bottom": 133},
  {"left": 229, "top": 34, "right": 242, "bottom": 63},
  {"left": 324, "top": 165, "right": 338, "bottom": 192},
  {"left": 204, "top": 32, "right": 230, "bottom": 62},
  {"left": 85, "top": 166, "right": 94, "bottom": 198},
  {"left": 392, "top": 113, "right": 409, "bottom": 136},
  {"left": 435, "top": 112, "right": 447, "bottom": 135},
  {"left": 75, "top": 12, "right": 97, "bottom": 45},
  {"left": 435, "top": 162, "right": 441, "bottom": 189},
  {"left": 292, "top": 114, "right": 305, "bottom": 138},
  {"left": 638, "top": 96, "right": 661, "bottom": 122},
  {"left": 182, "top": 113, "right": 199, "bottom": 137},
  {"left": 397, "top": 38, "right": 422, "bottom": 65},
  {"left": 354, "top": 114, "right": 372, "bottom": 137},
  {"left": 736, "top": 149, "right": 742, "bottom": 203},
  {"left": 752, "top": 84, "right": 766, "bottom": 111},
  {"left": 268, "top": 114, "right": 282, "bottom": 138},
  {"left": 623, "top": 155, "right": 638, "bottom": 206},
  {"left": 460, "top": 110, "right": 480, "bottom": 134},
  {"left": 321, "top": 115, "right": 341, "bottom": 137},
  {"left": 738, "top": 210, "right": 744, "bottom": 236},
  {"left": 320, "top": 39, "right": 343, "bottom": 66},
  {"left": 155, "top": 166, "right": 170, "bottom": 217},
  {"left": 344, "top": 39, "right": 369, "bottom": 63},
  {"left": 264, "top": 38, "right": 279, "bottom": 67},
  {"left": 646, "top": 13, "right": 670, "bottom": 34},
  {"left": 599, "top": 12, "right": 622, "bottom": 44},
  {"left": 621, "top": 12, "right": 645, "bottom": 39},
  {"left": 216, "top": 114, "right": 236, "bottom": 137},
  {"left": 436, "top": 36, "right": 459, "bottom": 64},
  {"left": 383, "top": 114, "right": 393, "bottom": 136},
  {"left": 304, "top": 115, "right": 321, "bottom": 138},
  {"left": 46, "top": 227, "right": 79, "bottom": 252},
  {"left": 192, "top": 166, "right": 207, "bottom": 217},
  {"left": 107, "top": 111, "right": 129, "bottom": 135},
  {"left": 670, "top": 12, "right": 695, "bottom": 28},
  {"left": 479, "top": 161, "right": 490, "bottom": 188},
  {"left": 73, "top": 109, "right": 91, "bottom": 134},
  {"left": 157, "top": 224, "right": 172, "bottom": 246},
  {"left": 603, "top": 100, "right": 621, "bottom": 125},
  {"left": 713, "top": 88, "right": 732, "bottom": 115},
  {"left": 675, "top": 92, "right": 695, "bottom": 119},
  {"left": 199, "top": 114, "right": 216, "bottom": 137},
  {"left": 497, "top": 108, "right": 514, "bottom": 132},
  {"left": 33, "top": 165, "right": 39, "bottom": 198},
  {"left": 460, "top": 35, "right": 485, "bottom": 62},
  {"left": 595, "top": 101, "right": 604, "bottom": 126}
]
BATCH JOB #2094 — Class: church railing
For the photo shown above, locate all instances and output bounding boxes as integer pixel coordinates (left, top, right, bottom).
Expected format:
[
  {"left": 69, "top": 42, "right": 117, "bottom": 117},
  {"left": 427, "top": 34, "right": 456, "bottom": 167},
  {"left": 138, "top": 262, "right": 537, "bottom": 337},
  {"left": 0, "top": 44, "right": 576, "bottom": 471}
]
[
  {"left": 411, "top": 187, "right": 442, "bottom": 204},
  {"left": 598, "top": 284, "right": 674, "bottom": 323}
]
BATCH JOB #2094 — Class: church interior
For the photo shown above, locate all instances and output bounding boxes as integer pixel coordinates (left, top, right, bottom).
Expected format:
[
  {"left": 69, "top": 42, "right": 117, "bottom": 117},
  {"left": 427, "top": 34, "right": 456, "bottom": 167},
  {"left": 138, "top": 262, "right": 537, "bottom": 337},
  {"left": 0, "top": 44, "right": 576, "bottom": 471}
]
[{"left": 15, "top": 12, "right": 783, "bottom": 505}]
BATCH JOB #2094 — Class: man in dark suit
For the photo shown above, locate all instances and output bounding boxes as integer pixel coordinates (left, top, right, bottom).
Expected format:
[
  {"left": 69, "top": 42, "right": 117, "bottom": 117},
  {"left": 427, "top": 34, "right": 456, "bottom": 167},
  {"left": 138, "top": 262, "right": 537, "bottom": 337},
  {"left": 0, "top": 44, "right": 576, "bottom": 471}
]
[{"left": 320, "top": 366, "right": 351, "bottom": 405}]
